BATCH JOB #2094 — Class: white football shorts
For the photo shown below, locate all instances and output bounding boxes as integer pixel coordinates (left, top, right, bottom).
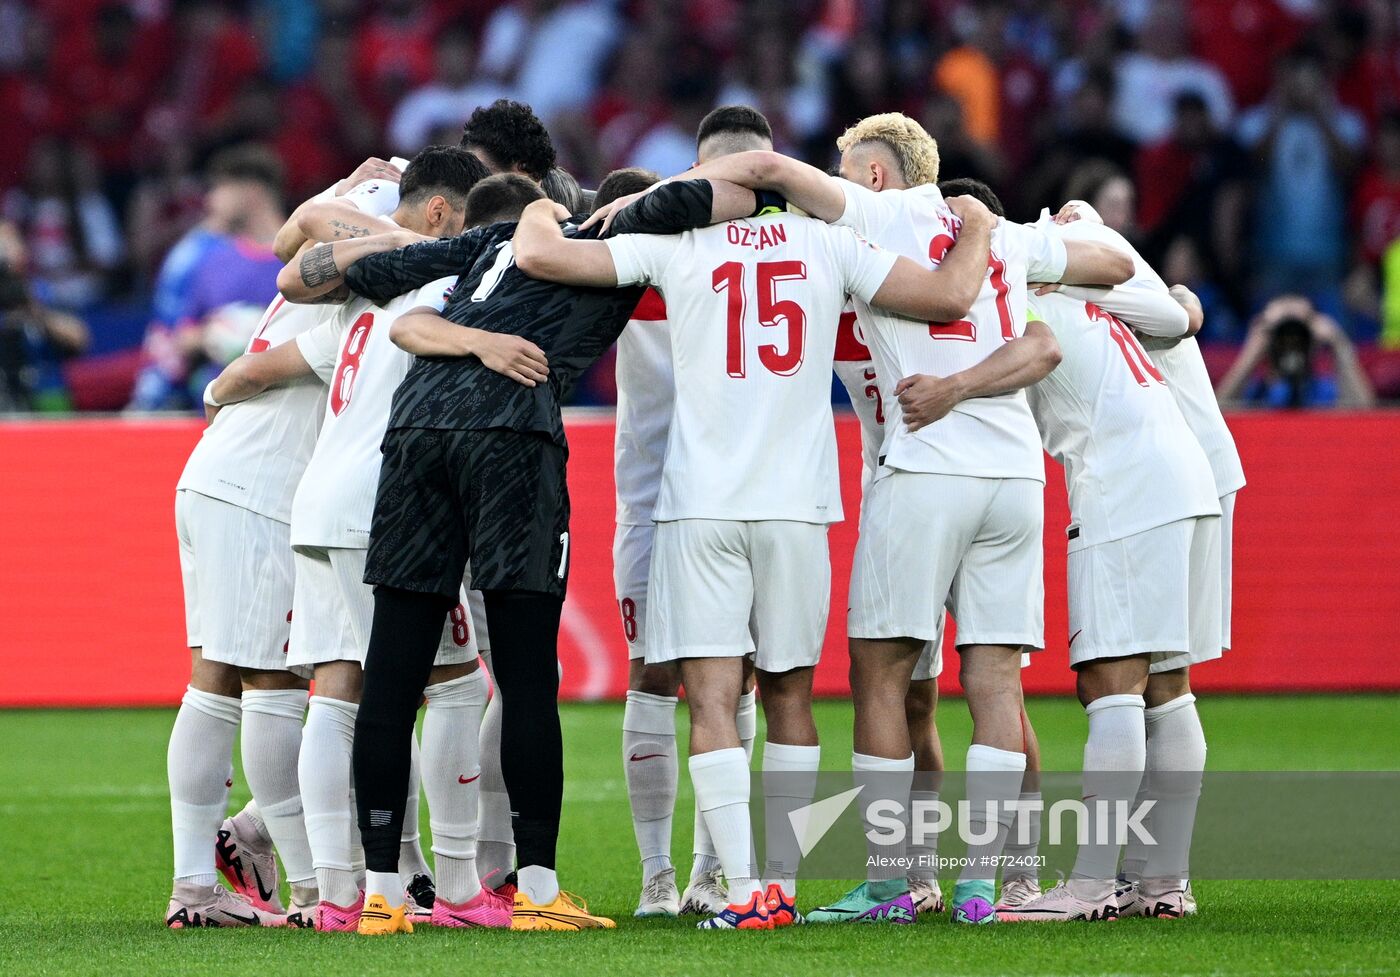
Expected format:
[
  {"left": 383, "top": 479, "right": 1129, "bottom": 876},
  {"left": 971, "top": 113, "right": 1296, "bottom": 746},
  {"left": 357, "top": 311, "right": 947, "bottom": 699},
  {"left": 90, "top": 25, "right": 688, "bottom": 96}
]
[
  {"left": 1067, "top": 514, "right": 1223, "bottom": 672},
  {"left": 287, "top": 545, "right": 478, "bottom": 669},
  {"left": 1219, "top": 491, "right": 1236, "bottom": 651},
  {"left": 176, "top": 489, "right": 305, "bottom": 676},
  {"left": 646, "top": 518, "right": 829, "bottom": 674},
  {"left": 849, "top": 471, "right": 1044, "bottom": 651},
  {"left": 613, "top": 522, "right": 654, "bottom": 661}
]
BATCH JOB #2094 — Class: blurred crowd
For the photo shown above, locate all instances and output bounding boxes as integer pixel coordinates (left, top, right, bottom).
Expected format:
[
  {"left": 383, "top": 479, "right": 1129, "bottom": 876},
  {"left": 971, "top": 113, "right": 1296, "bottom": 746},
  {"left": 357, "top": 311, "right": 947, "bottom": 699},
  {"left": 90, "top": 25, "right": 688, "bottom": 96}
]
[{"left": 3, "top": 0, "right": 1400, "bottom": 410}]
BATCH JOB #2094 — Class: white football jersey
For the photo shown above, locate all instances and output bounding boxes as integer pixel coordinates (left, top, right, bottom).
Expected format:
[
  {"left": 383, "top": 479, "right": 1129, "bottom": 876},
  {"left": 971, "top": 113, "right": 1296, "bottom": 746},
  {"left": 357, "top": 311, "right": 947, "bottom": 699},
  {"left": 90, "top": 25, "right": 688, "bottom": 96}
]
[
  {"left": 176, "top": 298, "right": 336, "bottom": 523},
  {"left": 1050, "top": 220, "right": 1246, "bottom": 499},
  {"left": 1027, "top": 290, "right": 1219, "bottom": 548},
  {"left": 613, "top": 288, "right": 672, "bottom": 527},
  {"left": 176, "top": 178, "right": 403, "bottom": 523},
  {"left": 607, "top": 213, "right": 898, "bottom": 524},
  {"left": 835, "top": 181, "right": 1063, "bottom": 482},
  {"left": 1140, "top": 335, "right": 1246, "bottom": 497},
  {"left": 831, "top": 308, "right": 884, "bottom": 490},
  {"left": 289, "top": 276, "right": 457, "bottom": 549}
]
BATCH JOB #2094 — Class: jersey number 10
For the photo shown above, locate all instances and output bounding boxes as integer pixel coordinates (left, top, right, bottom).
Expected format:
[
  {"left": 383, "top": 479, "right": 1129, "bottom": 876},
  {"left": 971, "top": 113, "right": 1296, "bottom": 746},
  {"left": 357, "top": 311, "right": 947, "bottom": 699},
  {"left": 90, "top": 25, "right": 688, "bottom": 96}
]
[{"left": 712, "top": 260, "right": 808, "bottom": 378}]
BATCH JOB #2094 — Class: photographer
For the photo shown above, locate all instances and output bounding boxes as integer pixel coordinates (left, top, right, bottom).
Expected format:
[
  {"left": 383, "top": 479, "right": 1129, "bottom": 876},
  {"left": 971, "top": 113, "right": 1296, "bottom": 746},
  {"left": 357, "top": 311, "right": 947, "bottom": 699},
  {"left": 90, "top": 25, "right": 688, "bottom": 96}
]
[{"left": 1216, "top": 296, "right": 1375, "bottom": 409}]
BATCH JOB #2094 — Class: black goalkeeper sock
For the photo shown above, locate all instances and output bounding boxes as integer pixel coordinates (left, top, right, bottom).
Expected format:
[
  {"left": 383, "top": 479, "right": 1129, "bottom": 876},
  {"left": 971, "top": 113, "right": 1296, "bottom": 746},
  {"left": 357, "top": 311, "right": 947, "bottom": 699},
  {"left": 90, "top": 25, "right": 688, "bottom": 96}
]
[
  {"left": 353, "top": 585, "right": 455, "bottom": 874},
  {"left": 483, "top": 589, "right": 564, "bottom": 871}
]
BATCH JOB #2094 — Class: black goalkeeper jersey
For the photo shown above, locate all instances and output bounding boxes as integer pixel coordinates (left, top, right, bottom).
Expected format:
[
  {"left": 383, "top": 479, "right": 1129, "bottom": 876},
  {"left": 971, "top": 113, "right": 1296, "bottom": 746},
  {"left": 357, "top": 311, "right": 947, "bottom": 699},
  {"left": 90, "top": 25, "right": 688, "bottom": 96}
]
[{"left": 343, "top": 180, "right": 715, "bottom": 451}]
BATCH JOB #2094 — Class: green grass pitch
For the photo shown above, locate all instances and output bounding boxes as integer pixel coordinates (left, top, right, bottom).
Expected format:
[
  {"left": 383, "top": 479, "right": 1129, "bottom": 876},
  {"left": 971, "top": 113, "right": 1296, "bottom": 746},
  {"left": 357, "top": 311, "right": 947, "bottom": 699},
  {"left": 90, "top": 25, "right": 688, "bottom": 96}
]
[{"left": 2, "top": 695, "right": 1397, "bottom": 976}]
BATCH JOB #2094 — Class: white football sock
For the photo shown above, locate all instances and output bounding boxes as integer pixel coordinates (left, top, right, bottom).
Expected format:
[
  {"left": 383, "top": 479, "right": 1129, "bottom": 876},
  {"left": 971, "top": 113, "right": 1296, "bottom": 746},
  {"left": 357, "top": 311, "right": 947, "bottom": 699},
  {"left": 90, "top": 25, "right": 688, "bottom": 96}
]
[
  {"left": 300, "top": 695, "right": 359, "bottom": 906},
  {"left": 518, "top": 864, "right": 559, "bottom": 905},
  {"left": 689, "top": 747, "right": 757, "bottom": 904},
  {"left": 907, "top": 787, "right": 940, "bottom": 883},
  {"left": 736, "top": 690, "right": 758, "bottom": 758},
  {"left": 168, "top": 686, "right": 240, "bottom": 883},
  {"left": 623, "top": 691, "right": 679, "bottom": 880},
  {"left": 689, "top": 691, "right": 754, "bottom": 882},
  {"left": 423, "top": 669, "right": 489, "bottom": 903},
  {"left": 400, "top": 734, "right": 432, "bottom": 881},
  {"left": 853, "top": 752, "right": 914, "bottom": 892},
  {"left": 476, "top": 656, "right": 515, "bottom": 883},
  {"left": 1002, "top": 790, "right": 1043, "bottom": 882},
  {"left": 1072, "top": 694, "right": 1146, "bottom": 887},
  {"left": 240, "top": 689, "right": 314, "bottom": 886},
  {"left": 957, "top": 744, "right": 1026, "bottom": 884},
  {"left": 1135, "top": 693, "right": 1207, "bottom": 884},
  {"left": 365, "top": 870, "right": 401, "bottom": 902},
  {"left": 762, "top": 742, "right": 820, "bottom": 898}
]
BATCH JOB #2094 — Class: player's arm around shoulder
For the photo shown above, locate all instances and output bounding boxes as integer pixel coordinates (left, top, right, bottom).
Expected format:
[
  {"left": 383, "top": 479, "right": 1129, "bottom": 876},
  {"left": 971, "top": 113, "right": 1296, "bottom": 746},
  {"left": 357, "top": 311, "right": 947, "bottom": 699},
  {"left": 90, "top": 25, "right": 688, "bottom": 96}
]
[
  {"left": 513, "top": 198, "right": 620, "bottom": 287},
  {"left": 866, "top": 194, "right": 995, "bottom": 322},
  {"left": 204, "top": 338, "right": 316, "bottom": 416},
  {"left": 389, "top": 310, "right": 550, "bottom": 388},
  {"left": 278, "top": 230, "right": 426, "bottom": 303},
  {"left": 670, "top": 151, "right": 848, "bottom": 223},
  {"left": 1059, "top": 238, "right": 1134, "bottom": 287},
  {"left": 894, "top": 317, "right": 1061, "bottom": 431}
]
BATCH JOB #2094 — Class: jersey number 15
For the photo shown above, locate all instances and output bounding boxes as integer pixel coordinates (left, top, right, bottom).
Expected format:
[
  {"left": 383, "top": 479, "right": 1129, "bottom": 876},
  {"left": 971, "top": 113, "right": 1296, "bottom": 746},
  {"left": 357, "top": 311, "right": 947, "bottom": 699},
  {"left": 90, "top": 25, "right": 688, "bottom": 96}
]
[{"left": 712, "top": 260, "right": 808, "bottom": 378}]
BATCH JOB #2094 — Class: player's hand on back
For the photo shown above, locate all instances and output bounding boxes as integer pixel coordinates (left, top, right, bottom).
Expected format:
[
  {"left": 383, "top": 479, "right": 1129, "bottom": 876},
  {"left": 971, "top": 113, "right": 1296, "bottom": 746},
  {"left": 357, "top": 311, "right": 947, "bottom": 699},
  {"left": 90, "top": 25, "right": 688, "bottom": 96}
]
[
  {"left": 580, "top": 190, "right": 647, "bottom": 234},
  {"left": 894, "top": 373, "right": 963, "bottom": 431},
  {"left": 473, "top": 332, "right": 551, "bottom": 387},
  {"left": 336, "top": 158, "right": 402, "bottom": 195},
  {"left": 944, "top": 194, "right": 995, "bottom": 233}
]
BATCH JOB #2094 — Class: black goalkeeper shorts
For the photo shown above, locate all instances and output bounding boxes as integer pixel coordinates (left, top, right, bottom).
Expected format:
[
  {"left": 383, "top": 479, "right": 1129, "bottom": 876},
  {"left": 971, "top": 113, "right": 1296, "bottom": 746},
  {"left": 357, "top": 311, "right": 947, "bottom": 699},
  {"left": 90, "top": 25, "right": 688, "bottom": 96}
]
[{"left": 365, "top": 427, "right": 571, "bottom": 600}]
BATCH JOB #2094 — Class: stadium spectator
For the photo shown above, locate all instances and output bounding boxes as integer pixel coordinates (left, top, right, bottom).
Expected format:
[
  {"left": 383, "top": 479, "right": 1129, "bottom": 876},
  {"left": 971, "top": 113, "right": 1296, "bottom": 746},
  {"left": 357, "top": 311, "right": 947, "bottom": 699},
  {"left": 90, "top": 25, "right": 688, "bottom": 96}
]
[
  {"left": 1113, "top": 1, "right": 1234, "bottom": 145},
  {"left": 477, "top": 0, "right": 621, "bottom": 122},
  {"left": 1216, "top": 295, "right": 1377, "bottom": 408},
  {"left": 1063, "top": 159, "right": 1138, "bottom": 239},
  {"left": 2, "top": 138, "right": 124, "bottom": 311},
  {"left": 1238, "top": 45, "right": 1367, "bottom": 320},
  {"left": 389, "top": 27, "right": 516, "bottom": 154},
  {"left": 128, "top": 146, "right": 284, "bottom": 412}
]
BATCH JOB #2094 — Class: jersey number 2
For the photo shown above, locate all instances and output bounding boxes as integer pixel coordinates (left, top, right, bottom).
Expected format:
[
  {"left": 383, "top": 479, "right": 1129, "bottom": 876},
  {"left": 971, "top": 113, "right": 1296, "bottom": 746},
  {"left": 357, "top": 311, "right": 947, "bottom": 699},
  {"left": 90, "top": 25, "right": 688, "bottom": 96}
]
[
  {"left": 330, "top": 312, "right": 373, "bottom": 416},
  {"left": 712, "top": 260, "right": 808, "bottom": 377}
]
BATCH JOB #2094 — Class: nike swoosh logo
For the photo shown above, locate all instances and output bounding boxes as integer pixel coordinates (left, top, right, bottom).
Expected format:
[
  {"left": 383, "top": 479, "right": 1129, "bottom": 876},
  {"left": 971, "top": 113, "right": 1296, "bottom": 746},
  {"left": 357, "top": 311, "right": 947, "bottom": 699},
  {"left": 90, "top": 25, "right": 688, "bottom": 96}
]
[
  {"left": 251, "top": 861, "right": 275, "bottom": 903},
  {"left": 629, "top": 753, "right": 666, "bottom": 762},
  {"left": 225, "top": 910, "right": 259, "bottom": 926},
  {"left": 1068, "top": 629, "right": 1083, "bottom": 647},
  {"left": 458, "top": 774, "right": 481, "bottom": 784}
]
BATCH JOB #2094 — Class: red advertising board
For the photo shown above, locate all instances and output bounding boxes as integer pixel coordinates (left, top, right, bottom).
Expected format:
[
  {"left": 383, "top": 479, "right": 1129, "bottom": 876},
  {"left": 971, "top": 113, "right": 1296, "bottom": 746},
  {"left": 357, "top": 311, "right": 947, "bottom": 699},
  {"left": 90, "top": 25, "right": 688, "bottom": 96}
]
[{"left": 1, "top": 412, "right": 1397, "bottom": 707}]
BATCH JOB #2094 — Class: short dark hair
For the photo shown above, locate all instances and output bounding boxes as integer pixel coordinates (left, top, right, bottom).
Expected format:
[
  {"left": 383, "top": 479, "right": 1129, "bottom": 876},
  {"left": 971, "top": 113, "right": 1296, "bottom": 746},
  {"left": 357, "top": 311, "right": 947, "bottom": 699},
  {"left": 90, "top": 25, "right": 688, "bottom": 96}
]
[
  {"left": 206, "top": 144, "right": 283, "bottom": 196},
  {"left": 937, "top": 177, "right": 1005, "bottom": 217},
  {"left": 464, "top": 173, "right": 545, "bottom": 226},
  {"left": 541, "top": 167, "right": 584, "bottom": 214},
  {"left": 696, "top": 105, "right": 773, "bottom": 152},
  {"left": 460, "top": 99, "right": 556, "bottom": 181},
  {"left": 399, "top": 145, "right": 489, "bottom": 210},
  {"left": 595, "top": 167, "right": 660, "bottom": 209}
]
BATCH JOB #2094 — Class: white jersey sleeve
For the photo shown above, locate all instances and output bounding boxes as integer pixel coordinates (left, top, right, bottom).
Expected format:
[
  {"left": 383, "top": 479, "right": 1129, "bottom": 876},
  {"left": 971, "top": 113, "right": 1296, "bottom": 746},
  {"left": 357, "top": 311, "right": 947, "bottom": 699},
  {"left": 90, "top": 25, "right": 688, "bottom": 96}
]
[
  {"left": 1051, "top": 219, "right": 1188, "bottom": 338},
  {"left": 340, "top": 178, "right": 402, "bottom": 219},
  {"left": 828, "top": 224, "right": 900, "bottom": 305},
  {"left": 296, "top": 318, "right": 347, "bottom": 383},
  {"left": 1002, "top": 221, "right": 1067, "bottom": 285},
  {"left": 606, "top": 233, "right": 684, "bottom": 288},
  {"left": 834, "top": 179, "right": 901, "bottom": 239}
]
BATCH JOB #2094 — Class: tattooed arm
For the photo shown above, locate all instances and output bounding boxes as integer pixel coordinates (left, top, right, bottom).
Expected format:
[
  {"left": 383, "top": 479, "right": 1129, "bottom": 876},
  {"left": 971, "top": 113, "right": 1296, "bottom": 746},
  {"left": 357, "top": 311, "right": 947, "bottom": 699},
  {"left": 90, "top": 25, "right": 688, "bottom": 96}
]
[
  {"left": 343, "top": 228, "right": 490, "bottom": 303},
  {"left": 277, "top": 230, "right": 425, "bottom": 303}
]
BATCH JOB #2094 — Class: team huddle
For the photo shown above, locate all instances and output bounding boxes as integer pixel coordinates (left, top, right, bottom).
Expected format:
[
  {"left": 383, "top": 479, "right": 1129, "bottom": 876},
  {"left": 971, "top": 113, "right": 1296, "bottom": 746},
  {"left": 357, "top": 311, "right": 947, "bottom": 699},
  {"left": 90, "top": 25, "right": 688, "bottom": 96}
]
[{"left": 165, "top": 98, "right": 1244, "bottom": 934}]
